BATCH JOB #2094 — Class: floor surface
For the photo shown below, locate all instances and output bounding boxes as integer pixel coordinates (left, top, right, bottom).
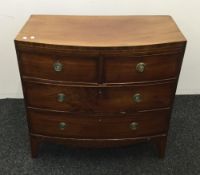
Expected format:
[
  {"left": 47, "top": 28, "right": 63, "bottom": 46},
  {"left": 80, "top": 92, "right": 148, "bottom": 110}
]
[{"left": 0, "top": 96, "right": 200, "bottom": 175}]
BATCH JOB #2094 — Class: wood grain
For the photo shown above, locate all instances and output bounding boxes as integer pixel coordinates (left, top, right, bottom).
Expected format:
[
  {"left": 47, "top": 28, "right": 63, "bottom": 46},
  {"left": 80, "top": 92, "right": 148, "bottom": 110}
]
[
  {"left": 28, "top": 108, "right": 170, "bottom": 139},
  {"left": 104, "top": 53, "right": 182, "bottom": 83},
  {"left": 24, "top": 80, "right": 175, "bottom": 113},
  {"left": 15, "top": 15, "right": 187, "bottom": 158},
  {"left": 19, "top": 52, "right": 182, "bottom": 83},
  {"left": 15, "top": 15, "right": 186, "bottom": 48},
  {"left": 20, "top": 52, "right": 98, "bottom": 82}
]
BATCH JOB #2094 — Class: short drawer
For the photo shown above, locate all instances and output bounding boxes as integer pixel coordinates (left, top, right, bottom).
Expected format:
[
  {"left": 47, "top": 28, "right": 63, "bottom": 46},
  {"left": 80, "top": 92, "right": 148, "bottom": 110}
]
[
  {"left": 28, "top": 109, "right": 170, "bottom": 139},
  {"left": 24, "top": 81, "right": 175, "bottom": 113},
  {"left": 19, "top": 52, "right": 97, "bottom": 82},
  {"left": 104, "top": 53, "right": 182, "bottom": 83}
]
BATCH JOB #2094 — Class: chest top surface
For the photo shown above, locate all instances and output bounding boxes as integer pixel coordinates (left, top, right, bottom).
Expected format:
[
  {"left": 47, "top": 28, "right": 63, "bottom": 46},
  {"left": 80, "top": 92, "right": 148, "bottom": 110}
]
[{"left": 15, "top": 15, "right": 186, "bottom": 48}]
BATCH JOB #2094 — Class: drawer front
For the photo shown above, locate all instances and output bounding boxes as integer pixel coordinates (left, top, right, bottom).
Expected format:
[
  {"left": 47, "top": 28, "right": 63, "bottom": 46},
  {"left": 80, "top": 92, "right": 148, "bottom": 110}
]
[
  {"left": 104, "top": 53, "right": 182, "bottom": 83},
  {"left": 19, "top": 52, "right": 97, "bottom": 82},
  {"left": 29, "top": 109, "right": 170, "bottom": 139},
  {"left": 24, "top": 81, "right": 175, "bottom": 113}
]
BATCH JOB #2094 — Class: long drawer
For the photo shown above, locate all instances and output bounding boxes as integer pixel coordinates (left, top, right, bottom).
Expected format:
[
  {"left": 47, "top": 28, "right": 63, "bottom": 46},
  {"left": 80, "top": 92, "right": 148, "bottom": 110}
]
[
  {"left": 24, "top": 81, "right": 175, "bottom": 113},
  {"left": 29, "top": 108, "right": 170, "bottom": 139}
]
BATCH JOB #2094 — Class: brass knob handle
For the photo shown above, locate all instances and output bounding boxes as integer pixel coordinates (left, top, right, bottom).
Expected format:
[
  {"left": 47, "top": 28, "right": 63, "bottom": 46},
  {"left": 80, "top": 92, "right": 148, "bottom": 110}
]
[
  {"left": 129, "top": 122, "right": 139, "bottom": 130},
  {"left": 59, "top": 122, "right": 67, "bottom": 130},
  {"left": 57, "top": 93, "right": 65, "bottom": 102},
  {"left": 133, "top": 93, "right": 142, "bottom": 103},
  {"left": 53, "top": 61, "right": 63, "bottom": 72},
  {"left": 120, "top": 111, "right": 127, "bottom": 115},
  {"left": 136, "top": 62, "right": 145, "bottom": 73}
]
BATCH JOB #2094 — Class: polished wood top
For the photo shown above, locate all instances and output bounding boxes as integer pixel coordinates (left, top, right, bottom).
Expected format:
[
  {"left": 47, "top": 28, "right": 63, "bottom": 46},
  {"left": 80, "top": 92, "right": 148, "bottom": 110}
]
[{"left": 15, "top": 15, "right": 186, "bottom": 48}]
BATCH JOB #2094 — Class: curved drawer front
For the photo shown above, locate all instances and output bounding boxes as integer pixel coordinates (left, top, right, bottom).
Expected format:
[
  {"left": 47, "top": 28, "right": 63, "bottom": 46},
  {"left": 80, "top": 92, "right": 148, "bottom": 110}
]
[
  {"left": 104, "top": 53, "right": 182, "bottom": 83},
  {"left": 19, "top": 52, "right": 182, "bottom": 84},
  {"left": 29, "top": 109, "right": 170, "bottom": 139},
  {"left": 24, "top": 81, "right": 175, "bottom": 113},
  {"left": 19, "top": 52, "right": 97, "bottom": 82}
]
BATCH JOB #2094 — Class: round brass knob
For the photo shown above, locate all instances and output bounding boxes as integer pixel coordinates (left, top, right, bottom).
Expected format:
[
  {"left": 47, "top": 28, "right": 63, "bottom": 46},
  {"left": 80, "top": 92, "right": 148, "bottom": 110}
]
[
  {"left": 120, "top": 111, "right": 127, "bottom": 115},
  {"left": 136, "top": 62, "right": 145, "bottom": 73},
  {"left": 57, "top": 93, "right": 65, "bottom": 102},
  {"left": 53, "top": 61, "right": 63, "bottom": 72},
  {"left": 129, "top": 122, "right": 139, "bottom": 130},
  {"left": 59, "top": 122, "right": 67, "bottom": 130},
  {"left": 133, "top": 93, "right": 142, "bottom": 103}
]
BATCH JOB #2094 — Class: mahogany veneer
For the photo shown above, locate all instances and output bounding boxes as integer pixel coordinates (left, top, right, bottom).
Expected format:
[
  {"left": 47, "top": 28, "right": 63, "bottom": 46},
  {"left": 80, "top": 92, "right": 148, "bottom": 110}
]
[{"left": 15, "top": 15, "right": 186, "bottom": 158}]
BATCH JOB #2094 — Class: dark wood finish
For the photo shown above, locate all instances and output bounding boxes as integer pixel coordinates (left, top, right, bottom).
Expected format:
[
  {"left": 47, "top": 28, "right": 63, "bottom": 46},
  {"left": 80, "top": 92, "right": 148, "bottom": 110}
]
[
  {"left": 30, "top": 136, "right": 40, "bottom": 158},
  {"left": 19, "top": 52, "right": 182, "bottom": 83},
  {"left": 97, "top": 56, "right": 105, "bottom": 84},
  {"left": 30, "top": 134, "right": 166, "bottom": 148},
  {"left": 104, "top": 53, "right": 182, "bottom": 83},
  {"left": 24, "top": 80, "right": 175, "bottom": 113},
  {"left": 151, "top": 136, "right": 167, "bottom": 158},
  {"left": 28, "top": 108, "right": 170, "bottom": 139},
  {"left": 15, "top": 15, "right": 186, "bottom": 158},
  {"left": 19, "top": 52, "right": 98, "bottom": 83},
  {"left": 16, "top": 41, "right": 185, "bottom": 58}
]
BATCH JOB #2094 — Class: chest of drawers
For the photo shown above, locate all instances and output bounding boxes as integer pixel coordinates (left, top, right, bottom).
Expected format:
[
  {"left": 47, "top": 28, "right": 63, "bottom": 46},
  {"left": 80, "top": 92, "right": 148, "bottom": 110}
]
[{"left": 15, "top": 15, "right": 186, "bottom": 158}]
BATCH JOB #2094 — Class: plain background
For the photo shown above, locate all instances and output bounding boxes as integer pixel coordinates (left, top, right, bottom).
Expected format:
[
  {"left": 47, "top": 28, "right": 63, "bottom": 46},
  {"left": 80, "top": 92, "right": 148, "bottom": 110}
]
[{"left": 0, "top": 0, "right": 199, "bottom": 98}]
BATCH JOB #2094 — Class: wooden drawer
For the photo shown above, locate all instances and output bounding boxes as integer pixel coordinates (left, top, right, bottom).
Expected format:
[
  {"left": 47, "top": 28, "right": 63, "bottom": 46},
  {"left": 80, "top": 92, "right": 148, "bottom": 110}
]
[
  {"left": 24, "top": 81, "right": 175, "bottom": 113},
  {"left": 104, "top": 53, "right": 182, "bottom": 83},
  {"left": 29, "top": 109, "right": 170, "bottom": 139},
  {"left": 19, "top": 52, "right": 97, "bottom": 82},
  {"left": 19, "top": 52, "right": 182, "bottom": 84}
]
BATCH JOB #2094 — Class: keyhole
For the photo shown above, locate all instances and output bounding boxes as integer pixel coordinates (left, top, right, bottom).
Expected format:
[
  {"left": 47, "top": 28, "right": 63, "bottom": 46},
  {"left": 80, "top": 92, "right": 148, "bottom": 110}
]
[{"left": 98, "top": 89, "right": 103, "bottom": 95}]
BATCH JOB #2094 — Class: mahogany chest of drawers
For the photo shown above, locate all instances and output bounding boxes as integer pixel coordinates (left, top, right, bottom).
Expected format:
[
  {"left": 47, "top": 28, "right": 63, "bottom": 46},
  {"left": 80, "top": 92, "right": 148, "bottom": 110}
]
[{"left": 15, "top": 15, "right": 186, "bottom": 158}]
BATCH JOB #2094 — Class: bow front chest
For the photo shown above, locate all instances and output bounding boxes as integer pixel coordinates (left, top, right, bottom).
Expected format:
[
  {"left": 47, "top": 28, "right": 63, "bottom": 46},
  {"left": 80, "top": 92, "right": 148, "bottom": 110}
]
[{"left": 15, "top": 15, "right": 186, "bottom": 158}]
